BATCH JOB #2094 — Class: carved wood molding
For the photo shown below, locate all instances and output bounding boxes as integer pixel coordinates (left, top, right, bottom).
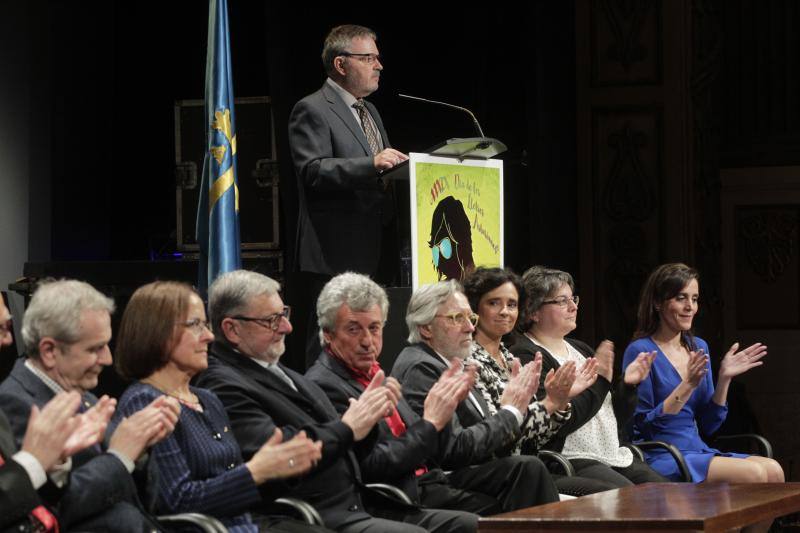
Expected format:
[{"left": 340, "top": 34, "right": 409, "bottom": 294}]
[
  {"left": 737, "top": 207, "right": 798, "bottom": 284},
  {"left": 591, "top": 0, "right": 662, "bottom": 86}
]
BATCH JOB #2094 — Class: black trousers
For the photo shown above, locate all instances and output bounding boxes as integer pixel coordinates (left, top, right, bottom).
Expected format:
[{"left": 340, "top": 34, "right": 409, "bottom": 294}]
[
  {"left": 570, "top": 456, "right": 669, "bottom": 487},
  {"left": 418, "top": 473, "right": 502, "bottom": 516},
  {"left": 257, "top": 515, "right": 336, "bottom": 532},
  {"left": 551, "top": 473, "right": 620, "bottom": 496},
  {"left": 446, "top": 455, "right": 559, "bottom": 513},
  {"left": 361, "top": 506, "right": 477, "bottom": 533}
]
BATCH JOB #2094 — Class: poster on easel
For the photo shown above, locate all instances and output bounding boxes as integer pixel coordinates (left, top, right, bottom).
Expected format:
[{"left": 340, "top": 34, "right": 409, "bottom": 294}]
[{"left": 409, "top": 153, "right": 504, "bottom": 290}]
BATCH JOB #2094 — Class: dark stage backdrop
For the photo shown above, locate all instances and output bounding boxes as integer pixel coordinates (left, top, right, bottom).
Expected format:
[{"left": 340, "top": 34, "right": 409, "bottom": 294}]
[
  {"left": 24, "top": 1, "right": 580, "bottom": 370},
  {"left": 32, "top": 1, "right": 573, "bottom": 270},
  {"left": 11, "top": 0, "right": 800, "bottom": 482}
]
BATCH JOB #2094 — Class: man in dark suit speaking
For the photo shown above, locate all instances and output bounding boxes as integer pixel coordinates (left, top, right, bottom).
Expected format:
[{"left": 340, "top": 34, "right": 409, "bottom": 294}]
[{"left": 289, "top": 24, "right": 409, "bottom": 366}]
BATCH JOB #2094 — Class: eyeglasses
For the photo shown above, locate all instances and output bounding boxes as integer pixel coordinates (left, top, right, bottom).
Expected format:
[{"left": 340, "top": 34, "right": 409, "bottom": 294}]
[
  {"left": 541, "top": 295, "right": 580, "bottom": 308},
  {"left": 431, "top": 237, "right": 454, "bottom": 268},
  {"left": 435, "top": 312, "right": 479, "bottom": 328},
  {"left": 232, "top": 306, "right": 291, "bottom": 331},
  {"left": 341, "top": 52, "right": 382, "bottom": 65},
  {"left": 180, "top": 318, "right": 212, "bottom": 335}
]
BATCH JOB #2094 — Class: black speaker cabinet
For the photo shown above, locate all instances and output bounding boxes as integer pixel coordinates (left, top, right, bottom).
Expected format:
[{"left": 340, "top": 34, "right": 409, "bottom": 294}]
[{"left": 174, "top": 96, "right": 280, "bottom": 252}]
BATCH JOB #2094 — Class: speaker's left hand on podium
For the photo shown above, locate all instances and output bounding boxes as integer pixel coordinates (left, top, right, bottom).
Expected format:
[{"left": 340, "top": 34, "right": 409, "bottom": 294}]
[{"left": 374, "top": 148, "right": 409, "bottom": 171}]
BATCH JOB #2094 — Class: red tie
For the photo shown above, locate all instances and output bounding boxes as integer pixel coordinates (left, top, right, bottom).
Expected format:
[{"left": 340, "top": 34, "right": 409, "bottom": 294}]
[
  {"left": 0, "top": 451, "right": 60, "bottom": 532},
  {"left": 330, "top": 349, "right": 429, "bottom": 477}
]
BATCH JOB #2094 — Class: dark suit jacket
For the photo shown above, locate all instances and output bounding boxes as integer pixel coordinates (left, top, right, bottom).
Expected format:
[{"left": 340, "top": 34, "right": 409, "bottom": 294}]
[
  {"left": 0, "top": 409, "right": 44, "bottom": 532},
  {"left": 0, "top": 359, "right": 150, "bottom": 532},
  {"left": 288, "top": 81, "right": 391, "bottom": 276},
  {"left": 305, "top": 351, "right": 448, "bottom": 503},
  {"left": 390, "top": 343, "right": 521, "bottom": 468},
  {"left": 507, "top": 337, "right": 638, "bottom": 452},
  {"left": 196, "top": 341, "right": 407, "bottom": 530}
]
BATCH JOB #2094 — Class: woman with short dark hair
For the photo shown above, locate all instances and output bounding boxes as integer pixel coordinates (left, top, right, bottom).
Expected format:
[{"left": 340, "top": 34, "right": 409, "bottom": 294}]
[
  {"left": 507, "top": 265, "right": 668, "bottom": 489},
  {"left": 114, "top": 281, "right": 322, "bottom": 532},
  {"left": 464, "top": 267, "right": 624, "bottom": 496}
]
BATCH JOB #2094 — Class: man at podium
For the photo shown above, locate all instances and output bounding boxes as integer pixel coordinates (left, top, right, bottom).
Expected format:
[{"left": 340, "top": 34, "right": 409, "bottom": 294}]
[{"left": 289, "top": 24, "right": 408, "bottom": 366}]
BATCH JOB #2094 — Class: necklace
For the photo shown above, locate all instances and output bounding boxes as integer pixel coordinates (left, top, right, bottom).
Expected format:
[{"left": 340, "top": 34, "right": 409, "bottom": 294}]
[
  {"left": 142, "top": 377, "right": 202, "bottom": 411},
  {"left": 525, "top": 332, "right": 571, "bottom": 361}
]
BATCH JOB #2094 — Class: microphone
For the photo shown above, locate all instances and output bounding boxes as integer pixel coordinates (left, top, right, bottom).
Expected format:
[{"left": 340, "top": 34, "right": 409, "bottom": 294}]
[{"left": 398, "top": 93, "right": 486, "bottom": 138}]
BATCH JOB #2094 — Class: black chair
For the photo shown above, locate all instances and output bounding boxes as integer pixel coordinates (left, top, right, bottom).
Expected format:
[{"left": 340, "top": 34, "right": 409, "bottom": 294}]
[
  {"left": 366, "top": 483, "right": 415, "bottom": 505},
  {"left": 624, "top": 441, "right": 693, "bottom": 481},
  {"left": 271, "top": 497, "right": 325, "bottom": 527},
  {"left": 260, "top": 483, "right": 413, "bottom": 528},
  {"left": 710, "top": 433, "right": 773, "bottom": 458},
  {"left": 156, "top": 513, "right": 229, "bottom": 532},
  {"left": 539, "top": 449, "right": 576, "bottom": 477}
]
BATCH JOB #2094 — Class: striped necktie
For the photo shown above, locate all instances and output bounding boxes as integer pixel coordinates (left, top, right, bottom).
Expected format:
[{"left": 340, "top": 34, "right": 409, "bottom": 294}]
[{"left": 352, "top": 100, "right": 381, "bottom": 155}]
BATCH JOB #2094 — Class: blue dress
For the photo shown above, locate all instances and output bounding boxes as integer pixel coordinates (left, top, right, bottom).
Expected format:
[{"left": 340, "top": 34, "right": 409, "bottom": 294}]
[
  {"left": 114, "top": 382, "right": 262, "bottom": 533},
  {"left": 622, "top": 337, "right": 748, "bottom": 482}
]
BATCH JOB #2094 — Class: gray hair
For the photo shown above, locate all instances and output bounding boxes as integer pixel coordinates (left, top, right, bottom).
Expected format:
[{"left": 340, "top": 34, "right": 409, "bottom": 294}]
[
  {"left": 406, "top": 280, "right": 463, "bottom": 343},
  {"left": 317, "top": 272, "right": 388, "bottom": 344},
  {"left": 22, "top": 279, "right": 115, "bottom": 357},
  {"left": 321, "top": 24, "right": 377, "bottom": 76},
  {"left": 519, "top": 266, "right": 575, "bottom": 331},
  {"left": 208, "top": 270, "right": 281, "bottom": 336}
]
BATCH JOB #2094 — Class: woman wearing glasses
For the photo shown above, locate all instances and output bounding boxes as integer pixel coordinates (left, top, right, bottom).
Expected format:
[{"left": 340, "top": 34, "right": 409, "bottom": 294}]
[
  {"left": 462, "top": 268, "right": 620, "bottom": 496},
  {"left": 623, "top": 263, "right": 784, "bottom": 486},
  {"left": 506, "top": 266, "right": 668, "bottom": 488},
  {"left": 113, "top": 281, "right": 323, "bottom": 532}
]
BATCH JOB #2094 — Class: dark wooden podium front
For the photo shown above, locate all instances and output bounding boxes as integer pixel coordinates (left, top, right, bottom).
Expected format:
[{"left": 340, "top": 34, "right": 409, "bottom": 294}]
[{"left": 479, "top": 483, "right": 800, "bottom": 532}]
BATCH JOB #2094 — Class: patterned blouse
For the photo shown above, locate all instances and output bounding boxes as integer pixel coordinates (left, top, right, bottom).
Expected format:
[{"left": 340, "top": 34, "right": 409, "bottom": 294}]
[{"left": 468, "top": 341, "right": 569, "bottom": 455}]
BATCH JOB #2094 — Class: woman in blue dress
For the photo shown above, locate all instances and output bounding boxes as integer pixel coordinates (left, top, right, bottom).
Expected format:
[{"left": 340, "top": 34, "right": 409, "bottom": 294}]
[{"left": 623, "top": 263, "right": 783, "bottom": 485}]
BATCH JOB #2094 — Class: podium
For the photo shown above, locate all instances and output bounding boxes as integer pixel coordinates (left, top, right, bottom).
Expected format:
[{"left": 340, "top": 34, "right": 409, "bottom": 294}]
[
  {"left": 381, "top": 137, "right": 507, "bottom": 182},
  {"left": 383, "top": 137, "right": 508, "bottom": 289}
]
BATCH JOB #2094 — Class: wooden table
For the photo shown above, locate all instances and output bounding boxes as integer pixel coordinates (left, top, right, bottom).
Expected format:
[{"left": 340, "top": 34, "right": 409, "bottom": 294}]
[{"left": 478, "top": 483, "right": 800, "bottom": 532}]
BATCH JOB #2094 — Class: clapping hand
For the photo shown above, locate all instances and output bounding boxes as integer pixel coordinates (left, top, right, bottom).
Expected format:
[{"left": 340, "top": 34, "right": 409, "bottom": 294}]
[
  {"left": 499, "top": 358, "right": 541, "bottom": 415},
  {"left": 594, "top": 340, "right": 615, "bottom": 381},
  {"left": 423, "top": 359, "right": 473, "bottom": 430},
  {"left": 624, "top": 351, "right": 656, "bottom": 386},
  {"left": 110, "top": 395, "right": 179, "bottom": 461},
  {"left": 247, "top": 428, "right": 323, "bottom": 484},
  {"left": 543, "top": 357, "right": 576, "bottom": 412},
  {"left": 62, "top": 394, "right": 116, "bottom": 459},
  {"left": 568, "top": 357, "right": 599, "bottom": 398},
  {"left": 341, "top": 370, "right": 398, "bottom": 441},
  {"left": 685, "top": 349, "right": 708, "bottom": 387},
  {"left": 22, "top": 391, "right": 82, "bottom": 472},
  {"left": 719, "top": 342, "right": 767, "bottom": 380}
]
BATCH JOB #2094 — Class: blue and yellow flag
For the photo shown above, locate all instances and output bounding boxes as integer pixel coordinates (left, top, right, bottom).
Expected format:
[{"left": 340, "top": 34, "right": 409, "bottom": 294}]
[{"left": 197, "top": 0, "right": 241, "bottom": 291}]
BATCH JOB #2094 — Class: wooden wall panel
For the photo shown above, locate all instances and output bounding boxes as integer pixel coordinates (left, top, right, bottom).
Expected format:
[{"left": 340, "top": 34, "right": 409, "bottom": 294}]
[
  {"left": 734, "top": 205, "right": 800, "bottom": 329},
  {"left": 721, "top": 167, "right": 800, "bottom": 481},
  {"left": 576, "top": 0, "right": 691, "bottom": 348},
  {"left": 590, "top": 108, "right": 663, "bottom": 343}
]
